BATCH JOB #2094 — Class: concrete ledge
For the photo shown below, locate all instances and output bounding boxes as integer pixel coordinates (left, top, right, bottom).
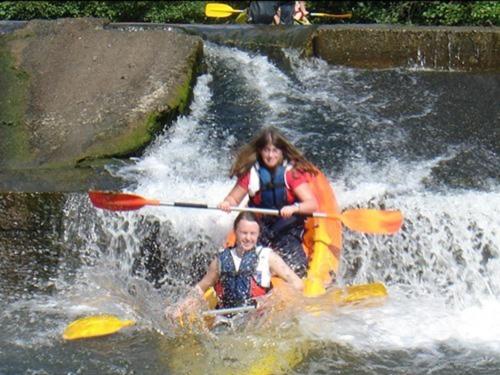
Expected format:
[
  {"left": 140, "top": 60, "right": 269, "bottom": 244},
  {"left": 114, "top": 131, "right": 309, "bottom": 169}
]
[
  {"left": 313, "top": 24, "right": 500, "bottom": 72},
  {"left": 0, "top": 18, "right": 203, "bottom": 170},
  {"left": 0, "top": 18, "right": 203, "bottom": 192}
]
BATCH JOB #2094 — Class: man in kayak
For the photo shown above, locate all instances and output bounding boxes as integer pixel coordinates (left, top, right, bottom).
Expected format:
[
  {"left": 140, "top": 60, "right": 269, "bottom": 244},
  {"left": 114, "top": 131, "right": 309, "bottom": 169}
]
[
  {"left": 168, "top": 212, "right": 303, "bottom": 317},
  {"left": 218, "top": 126, "right": 318, "bottom": 278},
  {"left": 246, "top": 1, "right": 279, "bottom": 24},
  {"left": 274, "top": 1, "right": 296, "bottom": 25},
  {"left": 241, "top": 1, "right": 308, "bottom": 25},
  {"left": 245, "top": 1, "right": 295, "bottom": 25}
]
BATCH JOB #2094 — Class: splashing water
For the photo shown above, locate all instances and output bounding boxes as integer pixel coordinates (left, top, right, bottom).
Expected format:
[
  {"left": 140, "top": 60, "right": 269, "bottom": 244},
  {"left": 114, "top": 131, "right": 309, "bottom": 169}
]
[{"left": 2, "top": 41, "right": 499, "bottom": 374}]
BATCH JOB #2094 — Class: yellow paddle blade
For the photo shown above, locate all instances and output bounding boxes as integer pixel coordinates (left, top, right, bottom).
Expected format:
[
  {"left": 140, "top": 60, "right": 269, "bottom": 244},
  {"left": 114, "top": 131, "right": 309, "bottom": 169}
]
[
  {"left": 307, "top": 282, "right": 387, "bottom": 304},
  {"left": 243, "top": 343, "right": 305, "bottom": 375},
  {"left": 205, "top": 3, "right": 244, "bottom": 18},
  {"left": 341, "top": 209, "right": 403, "bottom": 234},
  {"left": 340, "top": 282, "right": 388, "bottom": 303},
  {"left": 63, "top": 315, "right": 135, "bottom": 340}
]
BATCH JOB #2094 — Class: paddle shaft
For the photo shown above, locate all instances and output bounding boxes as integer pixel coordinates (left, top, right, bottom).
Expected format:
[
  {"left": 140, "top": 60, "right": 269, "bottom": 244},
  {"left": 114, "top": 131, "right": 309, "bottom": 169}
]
[
  {"left": 202, "top": 305, "right": 256, "bottom": 316},
  {"left": 153, "top": 202, "right": 400, "bottom": 234},
  {"left": 88, "top": 191, "right": 403, "bottom": 234},
  {"left": 205, "top": 3, "right": 352, "bottom": 19},
  {"left": 155, "top": 201, "right": 332, "bottom": 218},
  {"left": 310, "top": 12, "right": 352, "bottom": 19}
]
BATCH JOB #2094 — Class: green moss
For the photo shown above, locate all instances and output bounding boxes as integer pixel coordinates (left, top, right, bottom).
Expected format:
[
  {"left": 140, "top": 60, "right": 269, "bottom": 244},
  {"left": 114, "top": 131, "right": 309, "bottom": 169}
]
[
  {"left": 44, "top": 76, "right": 195, "bottom": 169},
  {"left": 74, "top": 114, "right": 158, "bottom": 167},
  {"left": 169, "top": 63, "right": 197, "bottom": 112},
  {"left": 0, "top": 37, "right": 31, "bottom": 168}
]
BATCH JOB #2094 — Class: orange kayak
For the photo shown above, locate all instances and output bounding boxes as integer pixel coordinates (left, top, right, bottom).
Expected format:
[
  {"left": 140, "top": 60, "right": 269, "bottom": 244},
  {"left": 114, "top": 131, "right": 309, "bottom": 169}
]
[
  {"left": 203, "top": 169, "right": 387, "bottom": 308},
  {"left": 173, "top": 170, "right": 388, "bottom": 375}
]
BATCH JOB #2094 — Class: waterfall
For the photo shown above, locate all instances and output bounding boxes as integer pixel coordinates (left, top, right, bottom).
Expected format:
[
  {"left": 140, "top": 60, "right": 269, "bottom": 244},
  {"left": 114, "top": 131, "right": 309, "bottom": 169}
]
[{"left": 58, "top": 42, "right": 500, "bottom": 353}]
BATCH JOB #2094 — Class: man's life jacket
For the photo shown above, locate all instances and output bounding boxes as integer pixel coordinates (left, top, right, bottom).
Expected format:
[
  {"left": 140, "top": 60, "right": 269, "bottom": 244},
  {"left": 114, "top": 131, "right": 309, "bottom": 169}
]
[
  {"left": 215, "top": 246, "right": 271, "bottom": 308},
  {"left": 277, "top": 1, "right": 295, "bottom": 25},
  {"left": 248, "top": 1, "right": 279, "bottom": 24}
]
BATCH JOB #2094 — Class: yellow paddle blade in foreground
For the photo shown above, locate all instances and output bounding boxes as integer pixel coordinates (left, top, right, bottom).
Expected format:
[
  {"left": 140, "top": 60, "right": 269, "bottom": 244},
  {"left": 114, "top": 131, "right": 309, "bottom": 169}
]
[
  {"left": 63, "top": 315, "right": 135, "bottom": 340},
  {"left": 205, "top": 3, "right": 244, "bottom": 18}
]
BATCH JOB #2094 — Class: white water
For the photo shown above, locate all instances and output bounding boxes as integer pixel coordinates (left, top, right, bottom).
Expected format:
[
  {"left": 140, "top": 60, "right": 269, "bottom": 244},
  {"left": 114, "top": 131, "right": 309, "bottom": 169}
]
[{"left": 23, "top": 43, "right": 497, "bottom": 372}]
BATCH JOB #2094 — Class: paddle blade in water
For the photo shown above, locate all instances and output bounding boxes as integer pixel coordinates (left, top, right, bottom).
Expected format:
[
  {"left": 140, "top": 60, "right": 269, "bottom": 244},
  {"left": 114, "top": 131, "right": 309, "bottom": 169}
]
[
  {"left": 342, "top": 282, "right": 388, "bottom": 303},
  {"left": 88, "top": 191, "right": 159, "bottom": 211},
  {"left": 63, "top": 315, "right": 135, "bottom": 340},
  {"left": 341, "top": 209, "right": 403, "bottom": 234},
  {"left": 321, "top": 282, "right": 388, "bottom": 306}
]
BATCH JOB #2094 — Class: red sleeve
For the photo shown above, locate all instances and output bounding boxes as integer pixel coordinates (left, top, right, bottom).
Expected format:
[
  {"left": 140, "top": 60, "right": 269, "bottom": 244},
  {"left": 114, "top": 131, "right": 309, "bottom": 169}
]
[
  {"left": 285, "top": 169, "right": 309, "bottom": 190},
  {"left": 237, "top": 172, "right": 250, "bottom": 189}
]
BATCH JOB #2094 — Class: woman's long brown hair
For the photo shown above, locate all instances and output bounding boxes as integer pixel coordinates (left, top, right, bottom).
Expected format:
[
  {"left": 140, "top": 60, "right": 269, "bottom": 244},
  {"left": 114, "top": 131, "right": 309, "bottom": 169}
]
[
  {"left": 229, "top": 127, "right": 318, "bottom": 177},
  {"left": 233, "top": 211, "right": 261, "bottom": 231}
]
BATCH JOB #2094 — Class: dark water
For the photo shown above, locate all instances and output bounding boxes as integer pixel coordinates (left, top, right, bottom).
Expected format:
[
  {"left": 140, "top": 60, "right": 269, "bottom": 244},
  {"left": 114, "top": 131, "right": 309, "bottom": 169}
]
[{"left": 0, "top": 40, "right": 499, "bottom": 374}]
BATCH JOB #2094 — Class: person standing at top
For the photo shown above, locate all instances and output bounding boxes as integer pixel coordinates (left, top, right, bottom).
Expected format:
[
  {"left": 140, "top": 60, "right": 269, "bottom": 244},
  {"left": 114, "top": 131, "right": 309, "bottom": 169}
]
[{"left": 218, "top": 127, "right": 319, "bottom": 277}]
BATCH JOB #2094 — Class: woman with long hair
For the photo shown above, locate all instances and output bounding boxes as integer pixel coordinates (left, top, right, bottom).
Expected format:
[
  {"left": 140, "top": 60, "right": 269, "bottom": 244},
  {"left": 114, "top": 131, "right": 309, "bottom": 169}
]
[{"left": 218, "top": 126, "right": 318, "bottom": 277}]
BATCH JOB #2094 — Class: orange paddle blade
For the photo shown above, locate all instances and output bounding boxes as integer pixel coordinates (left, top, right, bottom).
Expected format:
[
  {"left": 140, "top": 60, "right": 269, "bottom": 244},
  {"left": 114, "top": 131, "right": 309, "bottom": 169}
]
[
  {"left": 88, "top": 191, "right": 159, "bottom": 211},
  {"left": 340, "top": 209, "right": 403, "bottom": 234}
]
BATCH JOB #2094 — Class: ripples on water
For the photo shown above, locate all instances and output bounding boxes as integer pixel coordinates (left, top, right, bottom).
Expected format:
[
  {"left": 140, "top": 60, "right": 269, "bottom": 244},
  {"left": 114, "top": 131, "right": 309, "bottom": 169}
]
[{"left": 1, "top": 41, "right": 499, "bottom": 374}]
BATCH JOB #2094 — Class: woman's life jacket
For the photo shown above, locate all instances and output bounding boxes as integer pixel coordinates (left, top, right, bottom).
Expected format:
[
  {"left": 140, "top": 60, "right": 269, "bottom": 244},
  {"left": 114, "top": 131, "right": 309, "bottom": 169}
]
[
  {"left": 215, "top": 246, "right": 272, "bottom": 308},
  {"left": 246, "top": 162, "right": 309, "bottom": 277},
  {"left": 252, "top": 163, "right": 288, "bottom": 209},
  {"left": 248, "top": 161, "right": 294, "bottom": 209},
  {"left": 248, "top": 162, "right": 305, "bottom": 236}
]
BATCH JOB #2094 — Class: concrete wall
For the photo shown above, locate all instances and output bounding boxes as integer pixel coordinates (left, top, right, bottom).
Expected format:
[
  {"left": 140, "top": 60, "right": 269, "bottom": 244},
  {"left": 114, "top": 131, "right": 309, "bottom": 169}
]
[
  {"left": 313, "top": 24, "right": 500, "bottom": 72},
  {"left": 0, "top": 19, "right": 203, "bottom": 192}
]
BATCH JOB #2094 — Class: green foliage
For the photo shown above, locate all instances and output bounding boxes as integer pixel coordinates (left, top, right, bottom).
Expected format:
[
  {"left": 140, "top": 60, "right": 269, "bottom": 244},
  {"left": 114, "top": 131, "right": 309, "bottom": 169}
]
[
  {"left": 470, "top": 1, "right": 500, "bottom": 26},
  {"left": 0, "top": 1, "right": 498, "bottom": 26},
  {"left": 419, "top": 1, "right": 500, "bottom": 26},
  {"left": 0, "top": 1, "right": 80, "bottom": 20},
  {"left": 422, "top": 2, "right": 470, "bottom": 25},
  {"left": 0, "top": 1, "right": 206, "bottom": 22},
  {"left": 306, "top": 1, "right": 499, "bottom": 26},
  {"left": 143, "top": 2, "right": 205, "bottom": 23}
]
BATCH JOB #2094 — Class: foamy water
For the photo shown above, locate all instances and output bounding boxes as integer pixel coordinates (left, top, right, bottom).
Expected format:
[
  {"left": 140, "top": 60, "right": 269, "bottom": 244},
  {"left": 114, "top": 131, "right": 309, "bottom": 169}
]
[{"left": 2, "top": 41, "right": 498, "bottom": 375}]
